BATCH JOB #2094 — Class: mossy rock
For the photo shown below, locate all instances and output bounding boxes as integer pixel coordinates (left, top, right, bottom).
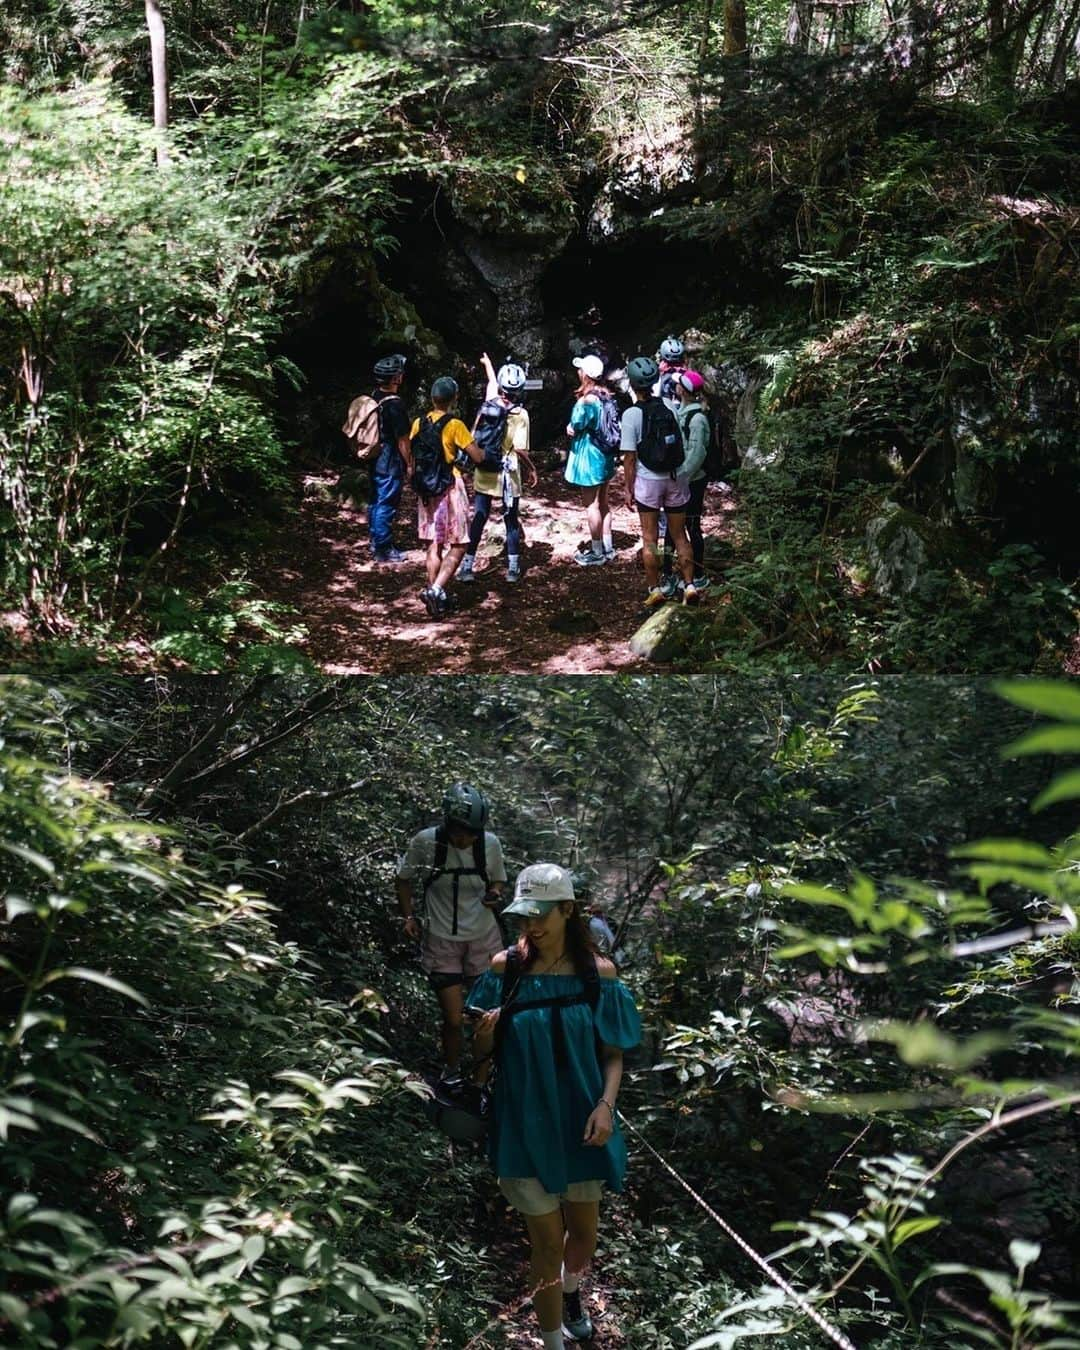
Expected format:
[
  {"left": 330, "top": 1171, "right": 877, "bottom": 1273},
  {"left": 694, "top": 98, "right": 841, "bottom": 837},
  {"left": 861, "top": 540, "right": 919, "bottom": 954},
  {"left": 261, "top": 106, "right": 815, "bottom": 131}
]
[
  {"left": 865, "top": 503, "right": 974, "bottom": 598},
  {"left": 629, "top": 603, "right": 700, "bottom": 662}
]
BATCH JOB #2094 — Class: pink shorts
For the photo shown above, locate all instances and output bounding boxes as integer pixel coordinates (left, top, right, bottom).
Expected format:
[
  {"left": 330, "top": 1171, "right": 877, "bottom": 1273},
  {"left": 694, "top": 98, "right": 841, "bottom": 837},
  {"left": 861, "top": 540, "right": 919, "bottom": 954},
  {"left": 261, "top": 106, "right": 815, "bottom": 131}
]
[
  {"left": 634, "top": 474, "right": 690, "bottom": 513},
  {"left": 418, "top": 476, "right": 471, "bottom": 545},
  {"left": 420, "top": 925, "right": 503, "bottom": 982}
]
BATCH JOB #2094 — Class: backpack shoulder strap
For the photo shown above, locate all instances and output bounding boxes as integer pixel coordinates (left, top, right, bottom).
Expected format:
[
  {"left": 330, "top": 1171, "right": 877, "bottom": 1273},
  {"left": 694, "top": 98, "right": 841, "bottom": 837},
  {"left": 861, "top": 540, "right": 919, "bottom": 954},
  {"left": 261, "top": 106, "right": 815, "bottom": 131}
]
[
  {"left": 500, "top": 946, "right": 519, "bottom": 1005},
  {"left": 473, "top": 831, "right": 487, "bottom": 881},
  {"left": 583, "top": 951, "right": 601, "bottom": 1011},
  {"left": 424, "top": 826, "right": 449, "bottom": 893}
]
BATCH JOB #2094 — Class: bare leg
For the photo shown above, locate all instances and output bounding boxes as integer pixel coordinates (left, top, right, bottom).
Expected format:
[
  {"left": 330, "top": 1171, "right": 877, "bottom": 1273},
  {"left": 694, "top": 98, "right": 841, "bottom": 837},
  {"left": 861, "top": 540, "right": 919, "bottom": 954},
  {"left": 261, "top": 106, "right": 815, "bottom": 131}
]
[
  {"left": 638, "top": 508, "right": 661, "bottom": 589},
  {"left": 435, "top": 543, "right": 467, "bottom": 592},
  {"left": 524, "top": 1209, "right": 567, "bottom": 1333},
  {"left": 562, "top": 1198, "right": 600, "bottom": 1286},
  {"left": 433, "top": 981, "right": 464, "bottom": 1070},
  {"left": 426, "top": 540, "right": 442, "bottom": 587},
  {"left": 583, "top": 486, "right": 603, "bottom": 543},
  {"left": 666, "top": 511, "right": 694, "bottom": 586},
  {"left": 597, "top": 482, "right": 612, "bottom": 546}
]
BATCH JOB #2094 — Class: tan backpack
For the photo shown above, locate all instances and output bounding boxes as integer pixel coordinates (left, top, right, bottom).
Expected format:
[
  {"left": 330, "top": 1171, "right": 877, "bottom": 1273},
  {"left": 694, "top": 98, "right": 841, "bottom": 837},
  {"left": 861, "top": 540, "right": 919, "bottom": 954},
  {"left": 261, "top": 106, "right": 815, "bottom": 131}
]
[{"left": 342, "top": 394, "right": 382, "bottom": 462}]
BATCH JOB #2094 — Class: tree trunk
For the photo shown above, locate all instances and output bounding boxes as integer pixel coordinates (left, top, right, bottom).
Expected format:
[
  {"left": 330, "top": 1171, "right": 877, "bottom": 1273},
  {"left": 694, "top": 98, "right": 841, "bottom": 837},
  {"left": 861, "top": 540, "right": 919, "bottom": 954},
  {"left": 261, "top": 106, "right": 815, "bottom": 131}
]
[
  {"left": 145, "top": 0, "right": 170, "bottom": 166},
  {"left": 1049, "top": 0, "right": 1080, "bottom": 85},
  {"left": 786, "top": 1, "right": 814, "bottom": 50},
  {"left": 724, "top": 0, "right": 747, "bottom": 54}
]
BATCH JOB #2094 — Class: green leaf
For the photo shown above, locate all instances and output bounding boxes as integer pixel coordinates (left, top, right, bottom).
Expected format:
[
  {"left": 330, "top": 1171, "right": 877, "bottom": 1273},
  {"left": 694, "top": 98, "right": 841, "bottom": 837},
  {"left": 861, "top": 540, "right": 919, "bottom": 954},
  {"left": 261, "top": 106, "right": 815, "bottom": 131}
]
[
  {"left": 893, "top": 1216, "right": 942, "bottom": 1248},
  {"left": 1033, "top": 770, "right": 1080, "bottom": 812},
  {"left": 0, "top": 840, "right": 56, "bottom": 875},
  {"left": 996, "top": 681, "right": 1080, "bottom": 722},
  {"left": 951, "top": 840, "right": 1055, "bottom": 865},
  {"left": 40, "top": 966, "right": 149, "bottom": 1006},
  {"left": 1002, "top": 726, "right": 1080, "bottom": 758}
]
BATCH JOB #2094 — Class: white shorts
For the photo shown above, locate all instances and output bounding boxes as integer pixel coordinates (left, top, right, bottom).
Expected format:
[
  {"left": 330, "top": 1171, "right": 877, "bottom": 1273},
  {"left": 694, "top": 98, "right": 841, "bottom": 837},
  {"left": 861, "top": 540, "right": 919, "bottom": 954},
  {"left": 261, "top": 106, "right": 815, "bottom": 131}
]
[{"left": 498, "top": 1176, "right": 604, "bottom": 1216}]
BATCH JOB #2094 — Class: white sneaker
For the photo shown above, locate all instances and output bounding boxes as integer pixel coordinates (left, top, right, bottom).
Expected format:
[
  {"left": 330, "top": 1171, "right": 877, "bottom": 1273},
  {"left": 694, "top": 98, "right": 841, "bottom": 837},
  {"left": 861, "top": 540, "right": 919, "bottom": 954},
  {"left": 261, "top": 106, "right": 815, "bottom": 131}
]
[
  {"left": 457, "top": 556, "right": 476, "bottom": 583},
  {"left": 574, "top": 549, "right": 607, "bottom": 567}
]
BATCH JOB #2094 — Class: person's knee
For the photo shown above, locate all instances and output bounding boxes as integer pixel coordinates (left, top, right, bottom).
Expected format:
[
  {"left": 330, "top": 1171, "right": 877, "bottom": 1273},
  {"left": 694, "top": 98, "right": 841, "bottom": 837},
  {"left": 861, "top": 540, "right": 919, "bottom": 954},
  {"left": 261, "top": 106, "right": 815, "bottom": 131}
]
[{"left": 530, "top": 1231, "right": 565, "bottom": 1272}]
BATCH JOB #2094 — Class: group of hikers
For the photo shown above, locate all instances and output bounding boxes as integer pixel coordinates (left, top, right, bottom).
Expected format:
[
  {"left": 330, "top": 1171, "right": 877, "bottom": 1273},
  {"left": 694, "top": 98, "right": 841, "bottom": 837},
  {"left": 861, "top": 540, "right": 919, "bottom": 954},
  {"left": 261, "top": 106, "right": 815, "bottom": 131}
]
[
  {"left": 395, "top": 782, "right": 641, "bottom": 1348},
  {"left": 343, "top": 336, "right": 725, "bottom": 619}
]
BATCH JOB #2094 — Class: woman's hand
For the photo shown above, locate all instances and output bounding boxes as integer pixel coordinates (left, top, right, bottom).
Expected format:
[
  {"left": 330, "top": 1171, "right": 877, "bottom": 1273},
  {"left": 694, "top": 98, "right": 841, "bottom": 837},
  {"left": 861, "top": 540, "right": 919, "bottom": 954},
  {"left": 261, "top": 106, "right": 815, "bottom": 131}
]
[
  {"left": 472, "top": 1007, "right": 500, "bottom": 1055},
  {"left": 583, "top": 1100, "right": 614, "bottom": 1147}
]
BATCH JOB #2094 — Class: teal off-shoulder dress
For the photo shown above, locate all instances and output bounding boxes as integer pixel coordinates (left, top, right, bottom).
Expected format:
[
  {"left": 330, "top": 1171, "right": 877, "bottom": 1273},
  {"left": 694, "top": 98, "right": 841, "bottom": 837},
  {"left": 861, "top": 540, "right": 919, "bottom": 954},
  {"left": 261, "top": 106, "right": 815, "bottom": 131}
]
[{"left": 468, "top": 967, "right": 642, "bottom": 1196}]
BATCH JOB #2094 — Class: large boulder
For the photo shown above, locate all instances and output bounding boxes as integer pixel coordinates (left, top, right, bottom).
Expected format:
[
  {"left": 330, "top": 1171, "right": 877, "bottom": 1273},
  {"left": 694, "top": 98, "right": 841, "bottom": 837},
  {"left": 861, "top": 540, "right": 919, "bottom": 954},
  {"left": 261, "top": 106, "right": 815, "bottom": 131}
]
[
  {"left": 865, "top": 502, "right": 973, "bottom": 597},
  {"left": 629, "top": 603, "right": 700, "bottom": 662}
]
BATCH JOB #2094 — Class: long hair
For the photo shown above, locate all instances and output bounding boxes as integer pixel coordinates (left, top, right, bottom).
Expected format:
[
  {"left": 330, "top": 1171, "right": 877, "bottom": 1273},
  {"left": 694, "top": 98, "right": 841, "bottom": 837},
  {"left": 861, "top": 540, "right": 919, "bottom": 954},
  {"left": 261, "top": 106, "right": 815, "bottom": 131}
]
[
  {"left": 574, "top": 373, "right": 603, "bottom": 400},
  {"left": 515, "top": 903, "right": 598, "bottom": 980}
]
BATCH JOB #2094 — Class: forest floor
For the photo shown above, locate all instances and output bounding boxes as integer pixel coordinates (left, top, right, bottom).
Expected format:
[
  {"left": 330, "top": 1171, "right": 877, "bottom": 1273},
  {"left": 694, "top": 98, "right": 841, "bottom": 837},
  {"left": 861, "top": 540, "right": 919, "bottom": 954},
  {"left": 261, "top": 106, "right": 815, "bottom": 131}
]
[{"left": 254, "top": 465, "right": 740, "bottom": 674}]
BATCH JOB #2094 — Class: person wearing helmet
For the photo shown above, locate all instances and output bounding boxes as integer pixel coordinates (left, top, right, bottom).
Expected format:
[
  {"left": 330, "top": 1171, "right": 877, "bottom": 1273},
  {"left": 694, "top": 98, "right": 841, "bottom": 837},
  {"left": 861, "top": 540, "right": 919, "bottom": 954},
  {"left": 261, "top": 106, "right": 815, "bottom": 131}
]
[
  {"left": 565, "top": 353, "right": 618, "bottom": 567},
  {"left": 368, "top": 354, "right": 413, "bottom": 563},
  {"left": 621, "top": 356, "right": 699, "bottom": 607},
  {"left": 468, "top": 864, "right": 641, "bottom": 1350},
  {"left": 395, "top": 783, "right": 507, "bottom": 1078},
  {"left": 661, "top": 369, "right": 712, "bottom": 595},
  {"left": 410, "top": 376, "right": 488, "bottom": 618},
  {"left": 458, "top": 351, "right": 532, "bottom": 585},
  {"left": 656, "top": 335, "right": 687, "bottom": 410}
]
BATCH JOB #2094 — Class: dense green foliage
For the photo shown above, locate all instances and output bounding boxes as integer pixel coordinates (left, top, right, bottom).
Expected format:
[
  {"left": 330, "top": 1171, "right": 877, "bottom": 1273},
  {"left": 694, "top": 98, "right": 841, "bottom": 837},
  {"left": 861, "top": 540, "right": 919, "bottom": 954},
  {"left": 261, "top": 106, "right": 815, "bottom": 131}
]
[
  {"left": 2, "top": 675, "right": 1078, "bottom": 1345},
  {"left": 1, "top": 0, "right": 1076, "bottom": 669}
]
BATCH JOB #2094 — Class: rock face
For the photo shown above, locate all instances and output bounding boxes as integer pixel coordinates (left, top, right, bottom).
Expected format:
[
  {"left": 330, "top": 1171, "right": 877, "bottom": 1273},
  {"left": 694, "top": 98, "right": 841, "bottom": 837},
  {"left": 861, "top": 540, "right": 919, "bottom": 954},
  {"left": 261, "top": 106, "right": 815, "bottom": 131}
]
[
  {"left": 586, "top": 126, "right": 697, "bottom": 246},
  {"left": 866, "top": 504, "right": 932, "bottom": 596}
]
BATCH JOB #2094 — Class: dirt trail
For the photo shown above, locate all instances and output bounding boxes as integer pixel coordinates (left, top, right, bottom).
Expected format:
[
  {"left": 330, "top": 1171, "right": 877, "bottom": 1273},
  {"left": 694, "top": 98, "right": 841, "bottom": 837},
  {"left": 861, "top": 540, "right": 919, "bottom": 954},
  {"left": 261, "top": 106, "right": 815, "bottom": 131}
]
[{"left": 256, "top": 465, "right": 738, "bottom": 674}]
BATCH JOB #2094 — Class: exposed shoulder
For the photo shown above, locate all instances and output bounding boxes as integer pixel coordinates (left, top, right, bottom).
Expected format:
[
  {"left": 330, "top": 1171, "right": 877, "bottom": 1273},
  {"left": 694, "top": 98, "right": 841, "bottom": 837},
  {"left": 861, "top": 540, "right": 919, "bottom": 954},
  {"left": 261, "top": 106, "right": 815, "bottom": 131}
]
[
  {"left": 490, "top": 950, "right": 509, "bottom": 972},
  {"left": 595, "top": 956, "right": 617, "bottom": 980}
]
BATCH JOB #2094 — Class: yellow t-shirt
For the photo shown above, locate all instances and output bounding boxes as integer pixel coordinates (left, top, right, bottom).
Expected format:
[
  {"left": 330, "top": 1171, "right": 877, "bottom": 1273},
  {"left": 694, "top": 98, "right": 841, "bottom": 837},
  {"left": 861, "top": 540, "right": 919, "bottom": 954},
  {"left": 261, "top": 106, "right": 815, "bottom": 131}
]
[
  {"left": 474, "top": 406, "right": 529, "bottom": 498},
  {"left": 410, "top": 411, "right": 474, "bottom": 478}
]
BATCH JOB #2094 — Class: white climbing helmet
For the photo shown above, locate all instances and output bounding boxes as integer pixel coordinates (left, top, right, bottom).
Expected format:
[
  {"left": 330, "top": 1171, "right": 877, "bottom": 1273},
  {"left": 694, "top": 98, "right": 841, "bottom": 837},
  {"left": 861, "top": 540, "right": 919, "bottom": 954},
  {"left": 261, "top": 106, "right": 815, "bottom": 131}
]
[
  {"left": 497, "top": 362, "right": 527, "bottom": 393},
  {"left": 659, "top": 336, "right": 685, "bottom": 362}
]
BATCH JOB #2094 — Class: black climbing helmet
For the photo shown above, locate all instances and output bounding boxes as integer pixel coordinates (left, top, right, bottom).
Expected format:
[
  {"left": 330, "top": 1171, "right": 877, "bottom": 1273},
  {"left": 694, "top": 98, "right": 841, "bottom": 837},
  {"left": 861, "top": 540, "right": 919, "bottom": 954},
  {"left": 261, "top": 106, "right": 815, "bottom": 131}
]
[
  {"left": 374, "top": 353, "right": 407, "bottom": 381},
  {"left": 443, "top": 782, "right": 489, "bottom": 833},
  {"left": 627, "top": 355, "right": 659, "bottom": 390},
  {"left": 431, "top": 375, "right": 459, "bottom": 402}
]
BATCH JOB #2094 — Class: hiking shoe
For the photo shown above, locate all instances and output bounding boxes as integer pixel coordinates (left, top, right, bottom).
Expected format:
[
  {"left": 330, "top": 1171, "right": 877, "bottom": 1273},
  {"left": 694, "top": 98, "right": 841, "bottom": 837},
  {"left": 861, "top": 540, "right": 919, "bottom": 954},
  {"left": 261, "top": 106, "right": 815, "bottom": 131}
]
[
  {"left": 421, "top": 587, "right": 442, "bottom": 618},
  {"left": 457, "top": 556, "right": 476, "bottom": 583},
  {"left": 506, "top": 559, "right": 522, "bottom": 583},
  {"left": 692, "top": 574, "right": 711, "bottom": 590},
  {"left": 660, "top": 575, "right": 679, "bottom": 599},
  {"left": 574, "top": 549, "right": 607, "bottom": 567},
  {"left": 643, "top": 586, "right": 668, "bottom": 608},
  {"left": 372, "top": 547, "right": 405, "bottom": 564},
  {"left": 562, "top": 1290, "right": 594, "bottom": 1341},
  {"left": 603, "top": 545, "right": 616, "bottom": 561},
  {"left": 683, "top": 582, "right": 701, "bottom": 606}
]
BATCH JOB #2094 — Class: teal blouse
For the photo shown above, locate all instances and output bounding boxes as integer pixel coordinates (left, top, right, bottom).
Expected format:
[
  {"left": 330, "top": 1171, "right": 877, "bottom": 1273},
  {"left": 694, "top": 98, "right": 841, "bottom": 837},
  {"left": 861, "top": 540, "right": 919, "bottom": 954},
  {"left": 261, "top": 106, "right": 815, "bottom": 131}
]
[
  {"left": 468, "top": 968, "right": 642, "bottom": 1195},
  {"left": 565, "top": 395, "right": 615, "bottom": 488}
]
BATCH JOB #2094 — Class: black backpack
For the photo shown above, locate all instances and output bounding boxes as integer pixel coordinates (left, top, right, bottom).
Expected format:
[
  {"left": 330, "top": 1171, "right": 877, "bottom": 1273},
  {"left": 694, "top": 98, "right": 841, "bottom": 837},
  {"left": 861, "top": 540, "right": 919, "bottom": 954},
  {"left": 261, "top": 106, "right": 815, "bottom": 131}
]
[
  {"left": 423, "top": 825, "right": 488, "bottom": 937},
  {"left": 411, "top": 413, "right": 454, "bottom": 503},
  {"left": 473, "top": 399, "right": 509, "bottom": 473},
  {"left": 636, "top": 397, "right": 683, "bottom": 477}
]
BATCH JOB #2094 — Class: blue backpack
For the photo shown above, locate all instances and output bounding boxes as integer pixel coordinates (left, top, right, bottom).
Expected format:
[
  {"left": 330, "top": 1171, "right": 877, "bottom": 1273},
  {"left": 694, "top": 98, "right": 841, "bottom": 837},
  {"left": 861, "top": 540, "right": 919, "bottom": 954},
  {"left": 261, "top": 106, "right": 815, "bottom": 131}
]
[{"left": 589, "top": 393, "right": 622, "bottom": 459}]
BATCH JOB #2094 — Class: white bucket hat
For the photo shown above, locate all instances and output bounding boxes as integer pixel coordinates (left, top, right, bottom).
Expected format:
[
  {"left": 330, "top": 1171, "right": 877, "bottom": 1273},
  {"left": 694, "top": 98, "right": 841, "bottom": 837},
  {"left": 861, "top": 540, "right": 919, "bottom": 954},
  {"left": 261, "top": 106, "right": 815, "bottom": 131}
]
[{"left": 502, "top": 862, "right": 576, "bottom": 917}]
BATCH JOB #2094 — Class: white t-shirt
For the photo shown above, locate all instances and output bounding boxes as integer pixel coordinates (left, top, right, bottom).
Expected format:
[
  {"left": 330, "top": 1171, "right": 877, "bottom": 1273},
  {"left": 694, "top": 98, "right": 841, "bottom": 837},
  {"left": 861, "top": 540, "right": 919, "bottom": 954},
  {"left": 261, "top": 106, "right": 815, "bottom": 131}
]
[
  {"left": 620, "top": 404, "right": 689, "bottom": 484},
  {"left": 397, "top": 827, "right": 507, "bottom": 941}
]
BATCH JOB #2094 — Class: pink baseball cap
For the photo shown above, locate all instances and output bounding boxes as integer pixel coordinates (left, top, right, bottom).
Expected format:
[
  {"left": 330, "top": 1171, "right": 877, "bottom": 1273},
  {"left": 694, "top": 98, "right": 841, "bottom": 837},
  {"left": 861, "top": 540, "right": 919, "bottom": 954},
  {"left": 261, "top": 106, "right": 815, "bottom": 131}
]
[{"left": 678, "top": 370, "right": 705, "bottom": 393}]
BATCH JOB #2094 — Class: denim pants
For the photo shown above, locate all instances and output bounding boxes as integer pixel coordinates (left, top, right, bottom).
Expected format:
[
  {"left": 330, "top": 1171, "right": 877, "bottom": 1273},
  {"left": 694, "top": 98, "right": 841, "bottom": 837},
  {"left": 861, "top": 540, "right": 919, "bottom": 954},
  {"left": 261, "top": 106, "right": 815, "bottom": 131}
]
[{"left": 369, "top": 446, "right": 405, "bottom": 553}]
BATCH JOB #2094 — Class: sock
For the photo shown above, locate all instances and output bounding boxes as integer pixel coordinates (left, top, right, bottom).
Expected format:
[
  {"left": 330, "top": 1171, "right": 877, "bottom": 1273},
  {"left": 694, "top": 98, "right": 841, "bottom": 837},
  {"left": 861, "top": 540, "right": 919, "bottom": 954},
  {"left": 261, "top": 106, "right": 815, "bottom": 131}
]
[
  {"left": 508, "top": 553, "right": 520, "bottom": 568},
  {"left": 590, "top": 539, "right": 604, "bottom": 557},
  {"left": 541, "top": 1329, "right": 565, "bottom": 1350},
  {"left": 562, "top": 1263, "right": 581, "bottom": 1294},
  {"left": 602, "top": 532, "right": 613, "bottom": 553},
  {"left": 432, "top": 584, "right": 446, "bottom": 598}
]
